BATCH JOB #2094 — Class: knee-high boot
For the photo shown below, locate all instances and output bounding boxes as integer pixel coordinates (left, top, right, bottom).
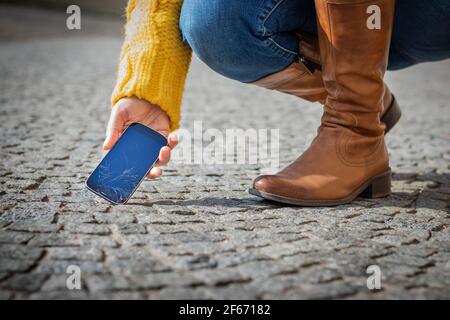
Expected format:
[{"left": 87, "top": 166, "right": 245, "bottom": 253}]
[{"left": 250, "top": 0, "right": 395, "bottom": 206}]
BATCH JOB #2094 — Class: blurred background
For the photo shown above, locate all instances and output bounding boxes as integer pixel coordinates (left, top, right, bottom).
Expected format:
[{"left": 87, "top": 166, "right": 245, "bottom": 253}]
[
  {"left": 0, "top": 1, "right": 126, "bottom": 41},
  {"left": 2, "top": 0, "right": 127, "bottom": 15}
]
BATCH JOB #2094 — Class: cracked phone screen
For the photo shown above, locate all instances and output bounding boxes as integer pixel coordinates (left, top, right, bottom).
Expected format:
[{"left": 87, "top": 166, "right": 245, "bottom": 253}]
[{"left": 86, "top": 123, "right": 167, "bottom": 204}]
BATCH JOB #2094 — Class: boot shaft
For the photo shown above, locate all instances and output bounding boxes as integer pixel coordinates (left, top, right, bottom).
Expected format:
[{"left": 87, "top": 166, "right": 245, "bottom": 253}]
[{"left": 315, "top": 0, "right": 395, "bottom": 133}]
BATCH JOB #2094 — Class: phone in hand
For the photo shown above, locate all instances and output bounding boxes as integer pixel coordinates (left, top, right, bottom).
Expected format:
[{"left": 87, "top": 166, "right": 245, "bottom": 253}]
[{"left": 86, "top": 123, "right": 167, "bottom": 204}]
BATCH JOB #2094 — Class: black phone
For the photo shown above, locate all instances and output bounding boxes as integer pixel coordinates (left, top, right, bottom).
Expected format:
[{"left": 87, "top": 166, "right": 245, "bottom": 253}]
[{"left": 86, "top": 123, "right": 168, "bottom": 204}]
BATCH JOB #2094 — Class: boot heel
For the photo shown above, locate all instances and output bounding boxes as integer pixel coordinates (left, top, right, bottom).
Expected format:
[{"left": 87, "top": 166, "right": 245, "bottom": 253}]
[
  {"left": 382, "top": 96, "right": 401, "bottom": 134},
  {"left": 360, "top": 170, "right": 391, "bottom": 199}
]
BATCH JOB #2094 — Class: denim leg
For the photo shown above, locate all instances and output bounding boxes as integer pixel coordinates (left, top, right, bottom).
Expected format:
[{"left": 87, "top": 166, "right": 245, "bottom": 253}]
[
  {"left": 389, "top": 0, "right": 450, "bottom": 70},
  {"left": 179, "top": 0, "right": 317, "bottom": 83}
]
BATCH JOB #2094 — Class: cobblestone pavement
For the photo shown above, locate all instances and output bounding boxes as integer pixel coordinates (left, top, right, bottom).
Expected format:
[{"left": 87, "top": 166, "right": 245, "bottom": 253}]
[{"left": 0, "top": 5, "right": 449, "bottom": 299}]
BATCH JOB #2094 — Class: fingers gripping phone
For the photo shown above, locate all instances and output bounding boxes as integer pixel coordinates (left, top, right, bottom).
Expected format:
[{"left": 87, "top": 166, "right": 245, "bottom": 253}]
[{"left": 86, "top": 123, "right": 168, "bottom": 205}]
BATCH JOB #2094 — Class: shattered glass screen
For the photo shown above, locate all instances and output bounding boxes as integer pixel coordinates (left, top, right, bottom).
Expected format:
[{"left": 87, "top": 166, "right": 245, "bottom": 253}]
[{"left": 86, "top": 123, "right": 167, "bottom": 204}]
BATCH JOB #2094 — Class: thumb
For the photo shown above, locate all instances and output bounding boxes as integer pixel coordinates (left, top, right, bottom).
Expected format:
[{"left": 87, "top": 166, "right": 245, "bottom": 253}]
[{"left": 103, "top": 106, "right": 127, "bottom": 150}]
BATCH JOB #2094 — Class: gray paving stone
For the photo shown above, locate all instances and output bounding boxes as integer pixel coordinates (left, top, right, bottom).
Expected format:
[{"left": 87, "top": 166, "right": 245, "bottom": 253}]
[
  {"left": 27, "top": 290, "right": 90, "bottom": 300},
  {"left": 41, "top": 274, "right": 78, "bottom": 291},
  {"left": 152, "top": 287, "right": 215, "bottom": 300},
  {"left": 27, "top": 233, "right": 81, "bottom": 247},
  {"left": 0, "top": 273, "right": 49, "bottom": 292},
  {"left": 84, "top": 274, "right": 130, "bottom": 293},
  {"left": 63, "top": 223, "right": 111, "bottom": 235},
  {"left": 0, "top": 231, "right": 34, "bottom": 244},
  {"left": 35, "top": 260, "right": 106, "bottom": 274},
  {"left": 46, "top": 247, "right": 104, "bottom": 261},
  {"left": 0, "top": 259, "right": 37, "bottom": 272},
  {"left": 0, "top": 245, "right": 44, "bottom": 260},
  {"left": 6, "top": 221, "right": 61, "bottom": 233},
  {"left": 94, "top": 213, "right": 135, "bottom": 225},
  {"left": 0, "top": 203, "right": 58, "bottom": 223}
]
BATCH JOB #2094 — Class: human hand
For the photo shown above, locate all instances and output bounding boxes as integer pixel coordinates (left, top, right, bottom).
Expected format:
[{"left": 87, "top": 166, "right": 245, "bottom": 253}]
[{"left": 103, "top": 96, "right": 178, "bottom": 179}]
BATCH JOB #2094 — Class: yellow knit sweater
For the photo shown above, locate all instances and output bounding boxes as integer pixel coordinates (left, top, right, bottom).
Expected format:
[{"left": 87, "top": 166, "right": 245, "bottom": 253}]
[{"left": 111, "top": 0, "right": 191, "bottom": 132}]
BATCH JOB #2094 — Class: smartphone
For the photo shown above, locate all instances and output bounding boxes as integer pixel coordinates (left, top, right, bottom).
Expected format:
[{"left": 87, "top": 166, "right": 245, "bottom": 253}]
[{"left": 86, "top": 123, "right": 167, "bottom": 205}]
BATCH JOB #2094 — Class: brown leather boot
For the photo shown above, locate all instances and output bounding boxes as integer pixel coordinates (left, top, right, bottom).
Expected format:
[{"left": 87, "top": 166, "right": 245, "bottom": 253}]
[
  {"left": 252, "top": 31, "right": 401, "bottom": 134},
  {"left": 249, "top": 0, "right": 395, "bottom": 206}
]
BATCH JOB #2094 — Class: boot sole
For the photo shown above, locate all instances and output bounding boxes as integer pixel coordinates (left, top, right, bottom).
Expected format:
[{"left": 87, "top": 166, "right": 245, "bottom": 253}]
[
  {"left": 248, "top": 169, "right": 391, "bottom": 207},
  {"left": 382, "top": 95, "right": 401, "bottom": 134}
]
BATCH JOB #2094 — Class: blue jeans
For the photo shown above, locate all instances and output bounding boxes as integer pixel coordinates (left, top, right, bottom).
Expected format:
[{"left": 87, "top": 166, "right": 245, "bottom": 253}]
[{"left": 180, "top": 0, "right": 450, "bottom": 83}]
